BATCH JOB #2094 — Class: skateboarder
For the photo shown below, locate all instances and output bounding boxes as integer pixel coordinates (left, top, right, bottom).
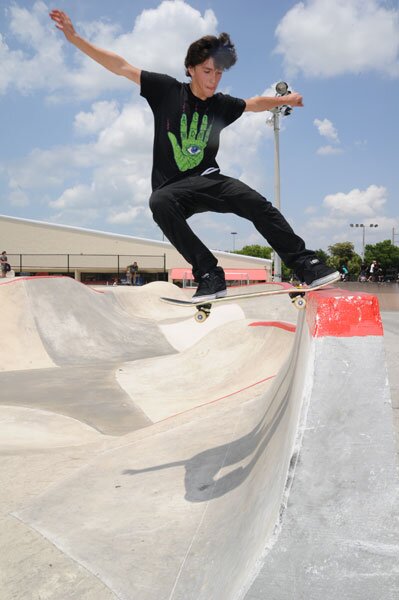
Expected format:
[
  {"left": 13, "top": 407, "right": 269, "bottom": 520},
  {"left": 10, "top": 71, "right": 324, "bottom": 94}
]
[{"left": 50, "top": 9, "right": 339, "bottom": 301}]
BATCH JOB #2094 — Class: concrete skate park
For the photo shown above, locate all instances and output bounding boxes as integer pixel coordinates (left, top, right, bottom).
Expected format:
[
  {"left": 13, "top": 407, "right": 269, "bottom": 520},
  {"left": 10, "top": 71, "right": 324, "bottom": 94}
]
[{"left": 1, "top": 276, "right": 398, "bottom": 600}]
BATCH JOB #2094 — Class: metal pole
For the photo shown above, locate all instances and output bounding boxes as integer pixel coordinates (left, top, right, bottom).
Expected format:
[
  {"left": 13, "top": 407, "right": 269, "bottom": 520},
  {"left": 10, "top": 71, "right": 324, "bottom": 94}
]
[
  {"left": 231, "top": 232, "right": 237, "bottom": 252},
  {"left": 362, "top": 226, "right": 365, "bottom": 261},
  {"left": 273, "top": 112, "right": 282, "bottom": 282}
]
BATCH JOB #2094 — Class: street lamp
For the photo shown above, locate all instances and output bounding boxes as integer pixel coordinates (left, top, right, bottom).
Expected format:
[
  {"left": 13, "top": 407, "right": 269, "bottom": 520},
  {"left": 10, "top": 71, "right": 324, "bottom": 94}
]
[
  {"left": 350, "top": 223, "right": 379, "bottom": 260},
  {"left": 231, "top": 231, "right": 237, "bottom": 252},
  {"left": 266, "top": 81, "right": 292, "bottom": 282}
]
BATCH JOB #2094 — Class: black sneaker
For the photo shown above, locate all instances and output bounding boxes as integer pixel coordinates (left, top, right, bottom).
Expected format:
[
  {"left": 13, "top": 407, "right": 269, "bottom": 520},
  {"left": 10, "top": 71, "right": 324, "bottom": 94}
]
[
  {"left": 300, "top": 258, "right": 340, "bottom": 288},
  {"left": 192, "top": 267, "right": 227, "bottom": 302}
]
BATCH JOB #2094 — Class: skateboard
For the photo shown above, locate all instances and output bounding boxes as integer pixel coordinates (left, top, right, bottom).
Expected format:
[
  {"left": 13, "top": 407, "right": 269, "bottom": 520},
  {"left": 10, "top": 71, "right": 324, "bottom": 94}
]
[{"left": 161, "top": 277, "right": 340, "bottom": 323}]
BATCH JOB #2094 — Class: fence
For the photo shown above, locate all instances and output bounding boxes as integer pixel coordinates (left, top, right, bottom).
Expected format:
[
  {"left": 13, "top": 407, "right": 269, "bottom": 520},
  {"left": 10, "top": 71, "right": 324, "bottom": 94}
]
[{"left": 6, "top": 253, "right": 167, "bottom": 278}]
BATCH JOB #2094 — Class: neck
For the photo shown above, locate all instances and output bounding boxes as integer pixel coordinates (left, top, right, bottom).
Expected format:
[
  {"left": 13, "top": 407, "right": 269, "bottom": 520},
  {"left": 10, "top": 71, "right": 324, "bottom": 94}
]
[{"left": 189, "top": 81, "right": 208, "bottom": 101}]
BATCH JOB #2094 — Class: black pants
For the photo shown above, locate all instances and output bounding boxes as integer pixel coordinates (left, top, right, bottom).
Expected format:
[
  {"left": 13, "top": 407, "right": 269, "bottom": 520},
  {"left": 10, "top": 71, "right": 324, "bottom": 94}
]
[{"left": 149, "top": 173, "right": 314, "bottom": 281}]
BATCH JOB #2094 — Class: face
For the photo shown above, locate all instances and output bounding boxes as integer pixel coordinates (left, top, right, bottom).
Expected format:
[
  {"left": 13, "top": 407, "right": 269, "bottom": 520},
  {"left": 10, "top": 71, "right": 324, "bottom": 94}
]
[{"left": 188, "top": 58, "right": 223, "bottom": 100}]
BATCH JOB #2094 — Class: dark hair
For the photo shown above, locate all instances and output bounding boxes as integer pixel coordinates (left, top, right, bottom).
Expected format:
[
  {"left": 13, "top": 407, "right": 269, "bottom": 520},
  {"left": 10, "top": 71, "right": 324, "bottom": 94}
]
[{"left": 184, "top": 32, "right": 237, "bottom": 76}]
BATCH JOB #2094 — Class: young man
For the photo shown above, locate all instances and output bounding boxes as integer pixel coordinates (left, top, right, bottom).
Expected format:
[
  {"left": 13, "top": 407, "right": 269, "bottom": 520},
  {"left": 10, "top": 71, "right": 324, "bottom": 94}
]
[{"left": 50, "top": 9, "right": 339, "bottom": 301}]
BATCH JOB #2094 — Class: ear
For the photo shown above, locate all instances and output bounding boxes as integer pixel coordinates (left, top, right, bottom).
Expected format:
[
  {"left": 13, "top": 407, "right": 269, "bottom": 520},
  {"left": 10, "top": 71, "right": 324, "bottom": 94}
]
[{"left": 187, "top": 65, "right": 195, "bottom": 78}]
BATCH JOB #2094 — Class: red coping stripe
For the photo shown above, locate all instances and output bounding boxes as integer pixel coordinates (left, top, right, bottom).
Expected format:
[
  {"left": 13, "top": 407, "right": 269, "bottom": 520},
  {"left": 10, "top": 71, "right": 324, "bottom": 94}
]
[
  {"left": 249, "top": 321, "right": 296, "bottom": 333},
  {"left": 305, "top": 288, "right": 383, "bottom": 338}
]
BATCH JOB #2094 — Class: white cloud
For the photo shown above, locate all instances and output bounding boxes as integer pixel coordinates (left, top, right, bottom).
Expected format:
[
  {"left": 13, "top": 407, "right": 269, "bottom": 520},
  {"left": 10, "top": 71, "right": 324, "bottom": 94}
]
[
  {"left": 295, "top": 184, "right": 396, "bottom": 253},
  {"left": 314, "top": 118, "right": 342, "bottom": 156},
  {"left": 1, "top": 1, "right": 66, "bottom": 95},
  {"left": 323, "top": 184, "right": 387, "bottom": 216},
  {"left": 8, "top": 188, "right": 29, "bottom": 207},
  {"left": 317, "top": 145, "right": 343, "bottom": 155},
  {"left": 275, "top": 0, "right": 399, "bottom": 78},
  {"left": 307, "top": 215, "right": 348, "bottom": 230},
  {"left": 314, "top": 118, "right": 339, "bottom": 142},
  {"left": 1, "top": 0, "right": 218, "bottom": 100},
  {"left": 74, "top": 101, "right": 120, "bottom": 136},
  {"left": 49, "top": 183, "right": 97, "bottom": 210},
  {"left": 108, "top": 206, "right": 146, "bottom": 225}
]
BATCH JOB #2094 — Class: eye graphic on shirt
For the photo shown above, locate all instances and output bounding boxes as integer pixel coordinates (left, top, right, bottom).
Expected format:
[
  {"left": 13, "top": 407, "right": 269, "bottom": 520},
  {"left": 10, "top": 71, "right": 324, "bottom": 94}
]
[
  {"left": 167, "top": 111, "right": 212, "bottom": 172},
  {"left": 187, "top": 145, "right": 201, "bottom": 155}
]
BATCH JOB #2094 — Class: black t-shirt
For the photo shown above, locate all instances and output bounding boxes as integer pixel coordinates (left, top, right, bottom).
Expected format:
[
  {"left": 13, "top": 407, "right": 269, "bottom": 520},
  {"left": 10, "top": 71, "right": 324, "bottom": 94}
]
[{"left": 140, "top": 71, "right": 246, "bottom": 190}]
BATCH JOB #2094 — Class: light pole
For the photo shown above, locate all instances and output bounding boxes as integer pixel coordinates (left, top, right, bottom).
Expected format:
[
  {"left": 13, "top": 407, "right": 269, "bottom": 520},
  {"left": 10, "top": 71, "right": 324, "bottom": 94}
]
[
  {"left": 266, "top": 82, "right": 292, "bottom": 282},
  {"left": 350, "top": 223, "right": 379, "bottom": 260},
  {"left": 231, "top": 231, "right": 237, "bottom": 252}
]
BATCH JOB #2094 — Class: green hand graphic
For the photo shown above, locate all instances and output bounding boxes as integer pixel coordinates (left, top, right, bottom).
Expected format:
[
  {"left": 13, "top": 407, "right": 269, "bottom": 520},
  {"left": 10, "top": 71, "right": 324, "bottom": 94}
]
[{"left": 167, "top": 112, "right": 212, "bottom": 172}]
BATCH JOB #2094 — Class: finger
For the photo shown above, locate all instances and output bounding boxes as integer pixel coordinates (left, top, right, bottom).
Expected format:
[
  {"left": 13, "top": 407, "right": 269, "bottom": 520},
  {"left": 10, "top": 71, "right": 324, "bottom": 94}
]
[
  {"left": 188, "top": 112, "right": 199, "bottom": 139},
  {"left": 197, "top": 114, "right": 208, "bottom": 142},
  {"left": 180, "top": 113, "right": 187, "bottom": 141}
]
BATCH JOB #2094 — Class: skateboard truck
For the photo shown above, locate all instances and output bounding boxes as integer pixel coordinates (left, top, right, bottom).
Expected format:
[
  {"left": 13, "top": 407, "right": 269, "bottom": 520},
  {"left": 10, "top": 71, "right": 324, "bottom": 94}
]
[
  {"left": 288, "top": 289, "right": 307, "bottom": 309},
  {"left": 194, "top": 303, "right": 212, "bottom": 323}
]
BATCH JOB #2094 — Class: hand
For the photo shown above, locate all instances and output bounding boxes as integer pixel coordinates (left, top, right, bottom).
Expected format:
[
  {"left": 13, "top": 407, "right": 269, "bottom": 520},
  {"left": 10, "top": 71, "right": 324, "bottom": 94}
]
[
  {"left": 167, "top": 112, "right": 212, "bottom": 172},
  {"left": 49, "top": 9, "right": 76, "bottom": 42},
  {"left": 287, "top": 92, "right": 303, "bottom": 107}
]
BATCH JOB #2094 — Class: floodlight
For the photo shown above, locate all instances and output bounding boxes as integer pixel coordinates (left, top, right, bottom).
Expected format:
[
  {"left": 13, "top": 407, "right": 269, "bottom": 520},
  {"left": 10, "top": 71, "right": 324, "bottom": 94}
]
[{"left": 275, "top": 81, "right": 289, "bottom": 95}]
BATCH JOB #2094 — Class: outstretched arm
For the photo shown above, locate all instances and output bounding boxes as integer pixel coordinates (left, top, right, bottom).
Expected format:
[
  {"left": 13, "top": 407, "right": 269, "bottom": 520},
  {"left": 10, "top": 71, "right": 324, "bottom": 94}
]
[
  {"left": 49, "top": 9, "right": 141, "bottom": 85},
  {"left": 244, "top": 92, "right": 303, "bottom": 112}
]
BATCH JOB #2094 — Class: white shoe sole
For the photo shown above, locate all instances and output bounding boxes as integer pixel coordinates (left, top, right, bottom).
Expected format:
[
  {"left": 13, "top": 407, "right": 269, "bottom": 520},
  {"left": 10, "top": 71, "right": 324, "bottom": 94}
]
[
  {"left": 192, "top": 289, "right": 227, "bottom": 303},
  {"left": 308, "top": 271, "right": 340, "bottom": 288}
]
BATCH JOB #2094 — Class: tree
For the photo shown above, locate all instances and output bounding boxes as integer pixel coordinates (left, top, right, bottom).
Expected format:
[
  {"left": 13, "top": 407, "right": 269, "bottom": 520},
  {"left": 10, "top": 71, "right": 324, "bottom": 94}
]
[
  {"left": 327, "top": 242, "right": 356, "bottom": 263},
  {"left": 327, "top": 241, "right": 362, "bottom": 277},
  {"left": 234, "top": 245, "right": 272, "bottom": 259},
  {"left": 314, "top": 248, "right": 329, "bottom": 264},
  {"left": 364, "top": 240, "right": 399, "bottom": 274}
]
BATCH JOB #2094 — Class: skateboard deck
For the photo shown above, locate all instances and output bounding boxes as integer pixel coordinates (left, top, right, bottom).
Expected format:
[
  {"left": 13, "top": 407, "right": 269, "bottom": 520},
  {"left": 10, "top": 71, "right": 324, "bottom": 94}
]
[{"left": 161, "top": 276, "right": 340, "bottom": 322}]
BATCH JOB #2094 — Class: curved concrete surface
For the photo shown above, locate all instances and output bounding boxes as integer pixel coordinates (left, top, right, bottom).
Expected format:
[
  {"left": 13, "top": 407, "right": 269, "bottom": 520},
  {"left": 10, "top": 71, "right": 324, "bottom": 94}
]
[
  {"left": 0, "top": 405, "right": 106, "bottom": 450},
  {"left": 0, "top": 277, "right": 175, "bottom": 370},
  {"left": 0, "top": 277, "right": 398, "bottom": 600},
  {"left": 0, "top": 279, "right": 54, "bottom": 371},
  {"left": 117, "top": 319, "right": 294, "bottom": 421}
]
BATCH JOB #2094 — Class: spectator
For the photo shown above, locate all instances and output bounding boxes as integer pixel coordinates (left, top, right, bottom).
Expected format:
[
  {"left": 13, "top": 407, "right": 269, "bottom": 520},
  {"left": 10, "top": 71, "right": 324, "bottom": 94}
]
[
  {"left": 0, "top": 251, "right": 9, "bottom": 278},
  {"left": 340, "top": 263, "right": 349, "bottom": 281},
  {"left": 128, "top": 261, "right": 139, "bottom": 285},
  {"left": 359, "top": 263, "right": 368, "bottom": 282},
  {"left": 368, "top": 260, "right": 377, "bottom": 282}
]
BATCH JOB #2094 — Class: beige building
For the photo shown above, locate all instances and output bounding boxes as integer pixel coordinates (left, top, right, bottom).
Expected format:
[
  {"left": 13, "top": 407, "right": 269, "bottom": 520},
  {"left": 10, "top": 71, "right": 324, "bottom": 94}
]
[{"left": 0, "top": 214, "right": 272, "bottom": 286}]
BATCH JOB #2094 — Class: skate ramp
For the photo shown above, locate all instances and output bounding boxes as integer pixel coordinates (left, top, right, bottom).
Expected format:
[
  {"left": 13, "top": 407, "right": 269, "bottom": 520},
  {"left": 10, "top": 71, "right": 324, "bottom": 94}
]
[
  {"left": 0, "top": 405, "right": 105, "bottom": 450},
  {"left": 3, "top": 280, "right": 398, "bottom": 600},
  {"left": 0, "top": 277, "right": 175, "bottom": 370},
  {"left": 105, "top": 281, "right": 248, "bottom": 350},
  {"left": 0, "top": 279, "right": 55, "bottom": 371},
  {"left": 13, "top": 315, "right": 304, "bottom": 600},
  {"left": 117, "top": 319, "right": 294, "bottom": 421}
]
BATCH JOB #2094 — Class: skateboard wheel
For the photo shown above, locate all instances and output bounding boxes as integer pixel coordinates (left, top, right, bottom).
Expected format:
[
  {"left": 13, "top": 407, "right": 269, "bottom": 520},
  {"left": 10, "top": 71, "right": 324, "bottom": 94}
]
[
  {"left": 195, "top": 310, "right": 209, "bottom": 323},
  {"left": 293, "top": 296, "right": 306, "bottom": 309}
]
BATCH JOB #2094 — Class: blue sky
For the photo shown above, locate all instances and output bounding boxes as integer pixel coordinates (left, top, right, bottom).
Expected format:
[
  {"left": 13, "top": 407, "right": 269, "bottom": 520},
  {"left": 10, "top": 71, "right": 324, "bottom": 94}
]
[{"left": 1, "top": 0, "right": 398, "bottom": 255}]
